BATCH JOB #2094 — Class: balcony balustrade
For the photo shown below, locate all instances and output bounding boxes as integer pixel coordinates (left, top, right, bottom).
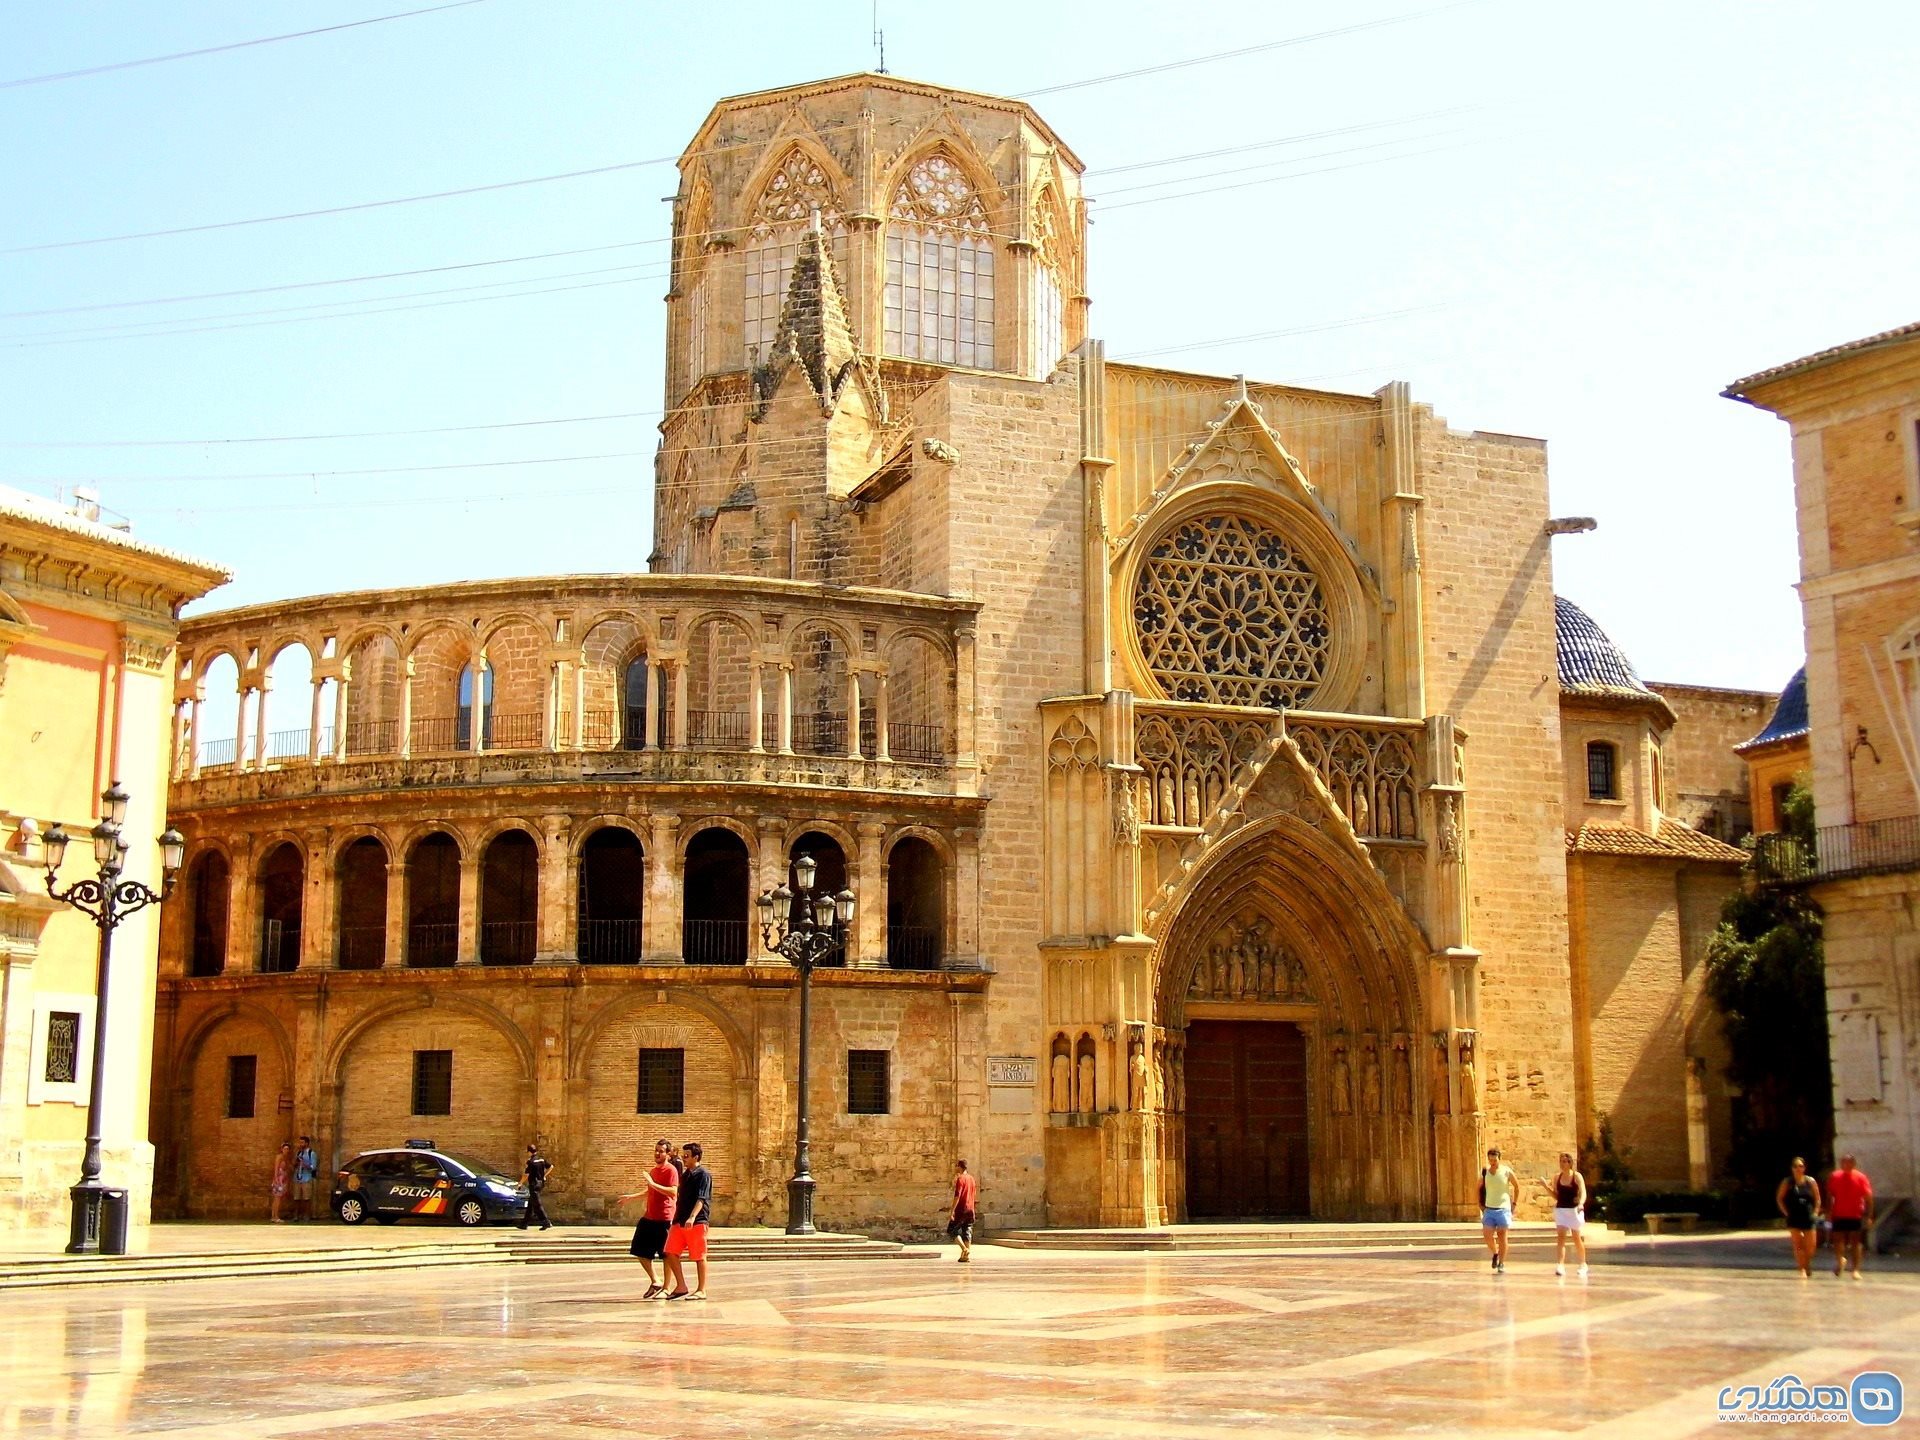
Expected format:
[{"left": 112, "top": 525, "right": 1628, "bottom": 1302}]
[{"left": 1754, "top": 814, "right": 1920, "bottom": 885}]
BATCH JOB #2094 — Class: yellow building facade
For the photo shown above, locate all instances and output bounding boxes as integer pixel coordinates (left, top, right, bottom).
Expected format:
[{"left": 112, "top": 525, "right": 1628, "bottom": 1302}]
[
  {"left": 0, "top": 487, "right": 225, "bottom": 1236},
  {"left": 1729, "top": 323, "right": 1920, "bottom": 1204},
  {"left": 151, "top": 74, "right": 1748, "bottom": 1230}
]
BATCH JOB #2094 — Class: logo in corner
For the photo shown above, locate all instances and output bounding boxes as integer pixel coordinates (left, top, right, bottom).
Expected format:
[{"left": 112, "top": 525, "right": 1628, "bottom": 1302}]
[{"left": 1851, "top": 1371, "right": 1903, "bottom": 1427}]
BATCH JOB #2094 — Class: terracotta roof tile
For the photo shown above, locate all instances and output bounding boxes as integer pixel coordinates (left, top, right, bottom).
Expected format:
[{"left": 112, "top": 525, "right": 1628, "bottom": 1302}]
[
  {"left": 1724, "top": 320, "right": 1920, "bottom": 398},
  {"left": 1567, "top": 819, "right": 1745, "bottom": 865}
]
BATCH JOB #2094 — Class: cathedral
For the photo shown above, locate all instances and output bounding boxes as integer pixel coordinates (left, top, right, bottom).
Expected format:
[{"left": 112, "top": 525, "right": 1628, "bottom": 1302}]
[{"left": 146, "top": 73, "right": 1756, "bottom": 1231}]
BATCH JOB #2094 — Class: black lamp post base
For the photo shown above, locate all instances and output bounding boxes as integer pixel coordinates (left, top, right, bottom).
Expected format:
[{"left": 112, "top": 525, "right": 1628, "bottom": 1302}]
[
  {"left": 67, "top": 1183, "right": 105, "bottom": 1255},
  {"left": 786, "top": 1173, "right": 817, "bottom": 1236}
]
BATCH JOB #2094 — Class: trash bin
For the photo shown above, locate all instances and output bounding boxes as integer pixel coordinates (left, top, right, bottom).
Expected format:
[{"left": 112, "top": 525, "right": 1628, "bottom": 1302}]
[{"left": 99, "top": 1187, "right": 130, "bottom": 1256}]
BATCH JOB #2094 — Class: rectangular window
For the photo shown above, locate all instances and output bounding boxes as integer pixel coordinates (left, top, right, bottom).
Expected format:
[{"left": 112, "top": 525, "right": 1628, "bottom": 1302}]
[
  {"left": 884, "top": 227, "right": 994, "bottom": 368},
  {"left": 412, "top": 1049, "right": 453, "bottom": 1117},
  {"left": 44, "top": 1011, "right": 80, "bottom": 1085},
  {"left": 637, "top": 1047, "right": 685, "bottom": 1114},
  {"left": 226, "top": 1054, "right": 257, "bottom": 1119},
  {"left": 1585, "top": 742, "right": 1616, "bottom": 800},
  {"left": 847, "top": 1049, "right": 890, "bottom": 1115}
]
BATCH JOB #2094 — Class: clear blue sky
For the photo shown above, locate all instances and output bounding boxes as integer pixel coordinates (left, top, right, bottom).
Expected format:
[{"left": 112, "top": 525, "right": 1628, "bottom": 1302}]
[{"left": 5, "top": 1, "right": 1914, "bottom": 695}]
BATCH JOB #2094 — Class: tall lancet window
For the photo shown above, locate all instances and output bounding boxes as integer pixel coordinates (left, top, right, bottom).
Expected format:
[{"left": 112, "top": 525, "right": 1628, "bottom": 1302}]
[
  {"left": 681, "top": 184, "right": 712, "bottom": 390},
  {"left": 1028, "top": 186, "right": 1065, "bottom": 377},
  {"left": 885, "top": 151, "right": 995, "bottom": 369},
  {"left": 742, "top": 148, "right": 846, "bottom": 364}
]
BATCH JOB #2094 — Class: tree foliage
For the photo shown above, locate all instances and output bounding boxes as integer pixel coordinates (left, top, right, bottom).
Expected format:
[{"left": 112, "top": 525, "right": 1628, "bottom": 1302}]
[{"left": 1705, "top": 780, "right": 1830, "bottom": 1190}]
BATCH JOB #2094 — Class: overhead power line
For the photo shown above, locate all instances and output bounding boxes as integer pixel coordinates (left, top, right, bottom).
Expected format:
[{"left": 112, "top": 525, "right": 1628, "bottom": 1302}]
[{"left": 1, "top": 1, "right": 493, "bottom": 90}]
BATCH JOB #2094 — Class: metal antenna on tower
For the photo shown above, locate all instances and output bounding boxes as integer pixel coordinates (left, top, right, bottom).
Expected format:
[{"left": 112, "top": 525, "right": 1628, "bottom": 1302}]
[{"left": 872, "top": 0, "right": 887, "bottom": 73}]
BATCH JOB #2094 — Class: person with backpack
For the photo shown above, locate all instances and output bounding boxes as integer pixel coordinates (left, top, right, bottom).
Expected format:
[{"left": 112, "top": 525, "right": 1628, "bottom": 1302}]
[
  {"left": 1479, "top": 1145, "right": 1518, "bottom": 1273},
  {"left": 519, "top": 1141, "right": 554, "bottom": 1231},
  {"left": 292, "top": 1136, "right": 320, "bottom": 1222}
]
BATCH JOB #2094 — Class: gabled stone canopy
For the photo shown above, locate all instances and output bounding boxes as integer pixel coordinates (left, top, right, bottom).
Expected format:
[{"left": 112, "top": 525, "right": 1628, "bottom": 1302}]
[{"left": 748, "top": 215, "right": 887, "bottom": 425}]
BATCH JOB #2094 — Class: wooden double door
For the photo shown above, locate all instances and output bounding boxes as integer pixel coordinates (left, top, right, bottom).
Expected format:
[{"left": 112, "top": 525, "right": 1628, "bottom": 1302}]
[{"left": 1185, "top": 1019, "right": 1310, "bottom": 1218}]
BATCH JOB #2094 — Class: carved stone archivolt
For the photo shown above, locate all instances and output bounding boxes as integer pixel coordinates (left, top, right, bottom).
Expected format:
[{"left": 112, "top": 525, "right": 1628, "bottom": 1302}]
[
  {"left": 1186, "top": 915, "right": 1311, "bottom": 1003},
  {"left": 1132, "top": 511, "right": 1331, "bottom": 709}
]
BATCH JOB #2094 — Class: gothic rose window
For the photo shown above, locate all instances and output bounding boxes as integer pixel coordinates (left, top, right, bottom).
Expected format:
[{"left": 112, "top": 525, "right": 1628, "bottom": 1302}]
[{"left": 1134, "top": 512, "right": 1331, "bottom": 708}]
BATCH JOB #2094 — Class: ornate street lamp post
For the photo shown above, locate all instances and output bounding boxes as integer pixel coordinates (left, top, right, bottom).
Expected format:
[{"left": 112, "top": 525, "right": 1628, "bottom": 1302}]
[
  {"left": 756, "top": 851, "right": 855, "bottom": 1236},
  {"left": 41, "top": 781, "right": 184, "bottom": 1254}
]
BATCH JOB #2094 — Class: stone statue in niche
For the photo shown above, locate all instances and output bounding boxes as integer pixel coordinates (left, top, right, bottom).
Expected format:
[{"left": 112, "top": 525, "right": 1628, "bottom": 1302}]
[
  {"left": 1077, "top": 1051, "right": 1096, "bottom": 1114},
  {"left": 1431, "top": 1034, "right": 1451, "bottom": 1115},
  {"left": 1128, "top": 1033, "right": 1147, "bottom": 1112},
  {"left": 1170, "top": 1043, "right": 1186, "bottom": 1112},
  {"left": 1457, "top": 1031, "right": 1478, "bottom": 1113},
  {"left": 1351, "top": 787, "right": 1370, "bottom": 835},
  {"left": 1187, "top": 917, "right": 1313, "bottom": 1004},
  {"left": 1361, "top": 1034, "right": 1383, "bottom": 1115},
  {"left": 1182, "top": 772, "right": 1201, "bottom": 827},
  {"left": 1391, "top": 1033, "right": 1413, "bottom": 1115},
  {"left": 1114, "top": 774, "right": 1142, "bottom": 847},
  {"left": 1329, "top": 1035, "right": 1353, "bottom": 1115},
  {"left": 1157, "top": 771, "right": 1178, "bottom": 827},
  {"left": 1050, "top": 1050, "right": 1073, "bottom": 1113}
]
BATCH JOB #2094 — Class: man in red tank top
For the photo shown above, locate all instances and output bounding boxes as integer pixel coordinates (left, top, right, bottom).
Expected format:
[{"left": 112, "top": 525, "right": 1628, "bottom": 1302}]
[
  {"left": 949, "top": 1158, "right": 979, "bottom": 1263},
  {"left": 619, "top": 1139, "right": 681, "bottom": 1299},
  {"left": 1826, "top": 1154, "right": 1875, "bottom": 1280}
]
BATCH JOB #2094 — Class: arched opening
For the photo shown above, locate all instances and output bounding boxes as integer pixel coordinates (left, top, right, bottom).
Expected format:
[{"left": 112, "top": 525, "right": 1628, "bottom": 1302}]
[
  {"left": 342, "top": 633, "right": 403, "bottom": 756},
  {"left": 479, "top": 619, "right": 548, "bottom": 750},
  {"left": 187, "top": 851, "right": 230, "bottom": 977},
  {"left": 262, "top": 642, "right": 323, "bottom": 766},
  {"left": 791, "top": 623, "right": 853, "bottom": 757},
  {"left": 334, "top": 837, "right": 388, "bottom": 969},
  {"left": 194, "top": 653, "right": 241, "bottom": 770},
  {"left": 405, "top": 833, "right": 460, "bottom": 967},
  {"left": 788, "top": 831, "right": 848, "bottom": 967},
  {"left": 622, "top": 655, "right": 653, "bottom": 751},
  {"left": 481, "top": 830, "right": 538, "bottom": 965},
  {"left": 883, "top": 634, "right": 953, "bottom": 764},
  {"left": 682, "top": 828, "right": 748, "bottom": 964},
  {"left": 456, "top": 661, "right": 495, "bottom": 751},
  {"left": 686, "top": 616, "right": 754, "bottom": 748},
  {"left": 884, "top": 149, "right": 995, "bottom": 369},
  {"left": 578, "top": 827, "right": 645, "bottom": 964},
  {"left": 256, "top": 842, "right": 304, "bottom": 973},
  {"left": 406, "top": 629, "right": 469, "bottom": 753},
  {"left": 886, "top": 837, "right": 944, "bottom": 970}
]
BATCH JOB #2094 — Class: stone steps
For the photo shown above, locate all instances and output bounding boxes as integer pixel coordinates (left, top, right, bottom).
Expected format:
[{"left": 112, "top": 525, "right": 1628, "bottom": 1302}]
[
  {"left": 990, "top": 1222, "right": 1587, "bottom": 1252},
  {"left": 0, "top": 1228, "right": 932, "bottom": 1289}
]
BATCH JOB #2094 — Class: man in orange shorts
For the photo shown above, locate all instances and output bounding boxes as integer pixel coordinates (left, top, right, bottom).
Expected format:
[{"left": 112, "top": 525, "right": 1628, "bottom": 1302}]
[{"left": 663, "top": 1141, "right": 712, "bottom": 1300}]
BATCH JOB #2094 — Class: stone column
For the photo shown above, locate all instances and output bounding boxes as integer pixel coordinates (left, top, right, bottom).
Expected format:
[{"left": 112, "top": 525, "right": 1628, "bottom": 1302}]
[
  {"left": 456, "top": 853, "right": 482, "bottom": 965},
  {"left": 188, "top": 693, "right": 204, "bottom": 778},
  {"left": 543, "top": 661, "right": 561, "bottom": 750},
  {"left": 776, "top": 663, "right": 794, "bottom": 755},
  {"left": 856, "top": 820, "right": 886, "bottom": 966},
  {"left": 643, "top": 813, "right": 682, "bottom": 963},
  {"left": 670, "top": 658, "right": 688, "bottom": 750},
  {"left": 383, "top": 859, "right": 408, "bottom": 968},
  {"left": 872, "top": 672, "right": 891, "bottom": 762},
  {"left": 331, "top": 669, "right": 349, "bottom": 761},
  {"left": 753, "top": 815, "right": 787, "bottom": 966},
  {"left": 748, "top": 660, "right": 766, "bottom": 754},
  {"left": 471, "top": 656, "right": 490, "bottom": 754},
  {"left": 170, "top": 700, "right": 188, "bottom": 781},
  {"left": 398, "top": 657, "right": 415, "bottom": 759},
  {"left": 308, "top": 679, "right": 326, "bottom": 764},
  {"left": 303, "top": 832, "right": 333, "bottom": 969},
  {"left": 649, "top": 662, "right": 666, "bottom": 750},
  {"left": 953, "top": 826, "right": 981, "bottom": 968},
  {"left": 228, "top": 838, "right": 256, "bottom": 972},
  {"left": 572, "top": 660, "right": 587, "bottom": 750},
  {"left": 953, "top": 627, "right": 977, "bottom": 769},
  {"left": 233, "top": 685, "right": 252, "bottom": 773},
  {"left": 845, "top": 667, "right": 863, "bottom": 759},
  {"left": 252, "top": 680, "right": 272, "bottom": 768},
  {"left": 538, "top": 815, "right": 575, "bottom": 962}
]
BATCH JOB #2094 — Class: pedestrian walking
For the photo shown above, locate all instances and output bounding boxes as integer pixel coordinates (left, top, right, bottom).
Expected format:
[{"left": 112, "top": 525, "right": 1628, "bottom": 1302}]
[
  {"left": 662, "top": 1141, "right": 712, "bottom": 1300},
  {"left": 617, "top": 1139, "right": 680, "bottom": 1299},
  {"left": 1479, "top": 1146, "right": 1518, "bottom": 1273},
  {"left": 949, "top": 1158, "right": 978, "bottom": 1263},
  {"left": 269, "top": 1141, "right": 291, "bottom": 1222},
  {"left": 1776, "top": 1156, "right": 1823, "bottom": 1277},
  {"left": 1826, "top": 1153, "right": 1874, "bottom": 1279},
  {"left": 1534, "top": 1151, "right": 1588, "bottom": 1278},
  {"left": 520, "top": 1142, "right": 554, "bottom": 1231},
  {"left": 292, "top": 1136, "right": 319, "bottom": 1222}
]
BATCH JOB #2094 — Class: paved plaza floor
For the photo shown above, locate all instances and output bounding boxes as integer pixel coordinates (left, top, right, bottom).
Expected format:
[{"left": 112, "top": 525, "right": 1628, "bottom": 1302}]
[{"left": 3, "top": 1240, "right": 1916, "bottom": 1438}]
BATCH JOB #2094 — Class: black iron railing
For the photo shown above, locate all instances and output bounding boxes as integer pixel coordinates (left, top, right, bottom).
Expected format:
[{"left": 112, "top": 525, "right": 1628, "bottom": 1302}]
[
  {"left": 888, "top": 722, "right": 946, "bottom": 764},
  {"left": 335, "top": 925, "right": 386, "bottom": 969},
  {"left": 342, "top": 718, "right": 398, "bottom": 756},
  {"left": 406, "top": 922, "right": 458, "bottom": 968},
  {"left": 413, "top": 716, "right": 460, "bottom": 752},
  {"left": 1754, "top": 815, "right": 1920, "bottom": 884},
  {"left": 793, "top": 713, "right": 847, "bottom": 756},
  {"left": 490, "top": 712, "right": 544, "bottom": 750},
  {"left": 481, "top": 919, "right": 538, "bottom": 965},
  {"left": 258, "top": 920, "right": 301, "bottom": 973},
  {"left": 624, "top": 705, "right": 650, "bottom": 750},
  {"left": 886, "top": 924, "right": 943, "bottom": 970},
  {"left": 688, "top": 710, "right": 750, "bottom": 748},
  {"left": 578, "top": 917, "right": 644, "bottom": 964},
  {"left": 682, "top": 917, "right": 748, "bottom": 964},
  {"left": 198, "top": 737, "right": 236, "bottom": 768}
]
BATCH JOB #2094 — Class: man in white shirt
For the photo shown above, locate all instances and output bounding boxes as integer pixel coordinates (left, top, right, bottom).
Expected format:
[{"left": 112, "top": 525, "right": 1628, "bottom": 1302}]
[{"left": 1480, "top": 1145, "right": 1518, "bottom": 1273}]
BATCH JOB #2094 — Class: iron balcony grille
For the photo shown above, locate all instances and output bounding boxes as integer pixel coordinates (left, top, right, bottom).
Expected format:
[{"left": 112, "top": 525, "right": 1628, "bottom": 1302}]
[
  {"left": 682, "top": 917, "right": 749, "bottom": 965},
  {"left": 336, "top": 925, "right": 386, "bottom": 969},
  {"left": 1754, "top": 814, "right": 1920, "bottom": 884},
  {"left": 888, "top": 722, "right": 945, "bottom": 764},
  {"left": 481, "top": 919, "right": 538, "bottom": 965},
  {"left": 343, "top": 718, "right": 399, "bottom": 756},
  {"left": 688, "top": 709, "right": 750, "bottom": 748},
  {"left": 886, "top": 924, "right": 943, "bottom": 970},
  {"left": 258, "top": 920, "right": 301, "bottom": 973},
  {"left": 406, "top": 922, "right": 458, "bottom": 968},
  {"left": 579, "top": 917, "right": 644, "bottom": 964}
]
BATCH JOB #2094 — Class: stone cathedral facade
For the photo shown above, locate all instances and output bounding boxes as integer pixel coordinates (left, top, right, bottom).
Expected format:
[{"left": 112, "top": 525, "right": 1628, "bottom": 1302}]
[{"left": 149, "top": 74, "right": 1741, "bottom": 1230}]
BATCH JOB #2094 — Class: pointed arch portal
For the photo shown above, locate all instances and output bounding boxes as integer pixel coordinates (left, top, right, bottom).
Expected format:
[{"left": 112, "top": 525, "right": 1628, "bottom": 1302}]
[{"left": 1153, "top": 813, "right": 1433, "bottom": 1221}]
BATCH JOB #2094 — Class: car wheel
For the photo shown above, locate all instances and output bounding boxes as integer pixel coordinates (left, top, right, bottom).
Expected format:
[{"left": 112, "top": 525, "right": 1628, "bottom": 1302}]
[
  {"left": 337, "top": 1195, "right": 367, "bottom": 1225},
  {"left": 455, "top": 1197, "right": 487, "bottom": 1227}
]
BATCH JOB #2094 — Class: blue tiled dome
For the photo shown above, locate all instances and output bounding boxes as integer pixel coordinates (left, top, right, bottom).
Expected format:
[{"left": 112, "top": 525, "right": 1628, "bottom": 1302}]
[
  {"left": 1739, "top": 666, "right": 1808, "bottom": 750},
  {"left": 1554, "top": 596, "right": 1659, "bottom": 701}
]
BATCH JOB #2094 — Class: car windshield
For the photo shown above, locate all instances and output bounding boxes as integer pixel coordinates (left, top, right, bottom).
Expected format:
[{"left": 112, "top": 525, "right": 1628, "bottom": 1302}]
[{"left": 436, "top": 1152, "right": 509, "bottom": 1181}]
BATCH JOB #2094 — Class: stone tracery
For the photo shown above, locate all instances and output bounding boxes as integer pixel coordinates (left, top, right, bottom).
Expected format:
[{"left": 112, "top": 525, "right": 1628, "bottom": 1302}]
[{"left": 1133, "top": 512, "right": 1331, "bottom": 708}]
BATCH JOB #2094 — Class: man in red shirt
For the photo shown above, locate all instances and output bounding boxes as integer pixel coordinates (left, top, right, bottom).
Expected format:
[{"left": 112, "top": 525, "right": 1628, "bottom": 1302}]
[
  {"left": 1826, "top": 1153, "right": 1875, "bottom": 1279},
  {"left": 617, "top": 1139, "right": 680, "bottom": 1300},
  {"left": 949, "top": 1158, "right": 978, "bottom": 1263}
]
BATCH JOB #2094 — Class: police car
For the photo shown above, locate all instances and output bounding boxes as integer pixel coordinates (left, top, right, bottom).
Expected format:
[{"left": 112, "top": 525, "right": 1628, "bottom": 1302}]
[{"left": 331, "top": 1140, "right": 529, "bottom": 1227}]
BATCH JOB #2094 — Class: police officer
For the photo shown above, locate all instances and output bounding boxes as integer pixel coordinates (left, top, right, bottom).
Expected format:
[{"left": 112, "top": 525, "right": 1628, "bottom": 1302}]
[{"left": 520, "top": 1141, "right": 554, "bottom": 1231}]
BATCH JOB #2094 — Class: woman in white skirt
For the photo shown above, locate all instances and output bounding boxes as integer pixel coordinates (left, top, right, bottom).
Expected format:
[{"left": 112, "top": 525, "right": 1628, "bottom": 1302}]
[{"left": 1536, "top": 1151, "right": 1589, "bottom": 1277}]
